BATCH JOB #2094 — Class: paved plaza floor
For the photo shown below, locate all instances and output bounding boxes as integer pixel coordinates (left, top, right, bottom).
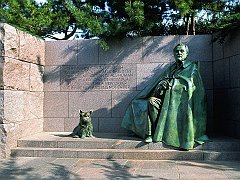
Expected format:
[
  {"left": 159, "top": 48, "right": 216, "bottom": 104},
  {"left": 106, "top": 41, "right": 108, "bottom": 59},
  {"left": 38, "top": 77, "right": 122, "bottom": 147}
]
[{"left": 0, "top": 157, "right": 239, "bottom": 179}]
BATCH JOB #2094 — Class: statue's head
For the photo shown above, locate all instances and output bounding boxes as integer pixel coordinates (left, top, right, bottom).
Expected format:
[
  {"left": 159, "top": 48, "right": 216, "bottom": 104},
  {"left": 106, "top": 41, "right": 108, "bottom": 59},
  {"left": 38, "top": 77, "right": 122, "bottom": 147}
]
[{"left": 173, "top": 43, "right": 189, "bottom": 62}]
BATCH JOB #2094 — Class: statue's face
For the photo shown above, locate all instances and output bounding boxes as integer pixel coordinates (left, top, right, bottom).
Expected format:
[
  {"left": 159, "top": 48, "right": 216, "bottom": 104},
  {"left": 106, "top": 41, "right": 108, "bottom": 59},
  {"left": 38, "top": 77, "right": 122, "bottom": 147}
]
[{"left": 174, "top": 45, "right": 188, "bottom": 62}]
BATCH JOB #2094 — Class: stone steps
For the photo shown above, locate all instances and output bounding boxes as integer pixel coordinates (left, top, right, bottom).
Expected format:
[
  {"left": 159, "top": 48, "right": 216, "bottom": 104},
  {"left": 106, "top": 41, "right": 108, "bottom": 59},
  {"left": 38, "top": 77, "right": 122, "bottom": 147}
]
[{"left": 11, "top": 132, "right": 240, "bottom": 161}]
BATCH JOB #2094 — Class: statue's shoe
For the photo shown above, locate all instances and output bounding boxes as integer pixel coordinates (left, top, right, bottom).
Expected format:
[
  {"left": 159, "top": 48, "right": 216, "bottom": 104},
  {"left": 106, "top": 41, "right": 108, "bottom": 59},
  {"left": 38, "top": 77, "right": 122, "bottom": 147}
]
[{"left": 144, "top": 136, "right": 153, "bottom": 143}]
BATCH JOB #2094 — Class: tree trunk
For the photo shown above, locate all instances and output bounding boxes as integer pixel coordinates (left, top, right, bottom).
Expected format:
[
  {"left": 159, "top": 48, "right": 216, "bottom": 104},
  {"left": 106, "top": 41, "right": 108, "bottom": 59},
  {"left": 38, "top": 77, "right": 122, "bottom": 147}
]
[
  {"left": 185, "top": 14, "right": 190, "bottom": 35},
  {"left": 191, "top": 14, "right": 195, "bottom": 35}
]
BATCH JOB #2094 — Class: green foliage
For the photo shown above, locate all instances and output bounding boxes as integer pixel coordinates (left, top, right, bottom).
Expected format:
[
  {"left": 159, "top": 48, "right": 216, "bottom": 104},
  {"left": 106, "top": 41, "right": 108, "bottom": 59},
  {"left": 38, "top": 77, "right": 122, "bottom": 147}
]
[{"left": 0, "top": 0, "right": 239, "bottom": 47}]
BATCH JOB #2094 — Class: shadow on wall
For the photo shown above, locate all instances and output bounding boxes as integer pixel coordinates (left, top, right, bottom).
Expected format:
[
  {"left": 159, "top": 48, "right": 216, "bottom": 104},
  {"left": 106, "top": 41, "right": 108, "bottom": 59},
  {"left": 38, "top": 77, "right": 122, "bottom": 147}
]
[{"left": 43, "top": 37, "right": 177, "bottom": 91}]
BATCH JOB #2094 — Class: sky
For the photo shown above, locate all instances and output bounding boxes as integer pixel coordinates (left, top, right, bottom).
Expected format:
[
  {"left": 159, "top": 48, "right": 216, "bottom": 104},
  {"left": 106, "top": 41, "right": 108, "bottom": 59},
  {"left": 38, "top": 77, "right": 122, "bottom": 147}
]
[{"left": 35, "top": 0, "right": 47, "bottom": 4}]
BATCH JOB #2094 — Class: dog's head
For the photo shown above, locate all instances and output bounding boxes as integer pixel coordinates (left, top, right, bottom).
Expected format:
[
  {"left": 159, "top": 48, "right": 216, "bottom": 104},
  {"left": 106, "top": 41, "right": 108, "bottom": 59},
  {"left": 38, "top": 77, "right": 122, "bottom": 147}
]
[{"left": 79, "top": 110, "right": 93, "bottom": 123}]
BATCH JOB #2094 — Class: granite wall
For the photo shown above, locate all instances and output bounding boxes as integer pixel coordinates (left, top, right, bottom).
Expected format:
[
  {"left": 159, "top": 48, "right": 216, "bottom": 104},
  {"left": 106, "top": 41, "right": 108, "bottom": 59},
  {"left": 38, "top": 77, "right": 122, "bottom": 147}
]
[
  {"left": 0, "top": 24, "right": 45, "bottom": 158},
  {"left": 213, "top": 30, "right": 240, "bottom": 138},
  {"left": 43, "top": 35, "right": 214, "bottom": 134}
]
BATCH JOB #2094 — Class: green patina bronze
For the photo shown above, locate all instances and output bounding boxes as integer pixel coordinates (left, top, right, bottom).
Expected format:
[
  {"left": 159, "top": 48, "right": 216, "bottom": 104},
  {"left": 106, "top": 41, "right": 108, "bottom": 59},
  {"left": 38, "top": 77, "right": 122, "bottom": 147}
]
[{"left": 122, "top": 44, "right": 209, "bottom": 150}]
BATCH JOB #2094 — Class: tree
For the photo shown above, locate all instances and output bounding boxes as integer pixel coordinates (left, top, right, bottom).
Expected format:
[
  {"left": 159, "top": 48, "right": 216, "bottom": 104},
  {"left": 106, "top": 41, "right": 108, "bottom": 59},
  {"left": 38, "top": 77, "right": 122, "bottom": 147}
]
[{"left": 0, "top": 0, "right": 239, "bottom": 47}]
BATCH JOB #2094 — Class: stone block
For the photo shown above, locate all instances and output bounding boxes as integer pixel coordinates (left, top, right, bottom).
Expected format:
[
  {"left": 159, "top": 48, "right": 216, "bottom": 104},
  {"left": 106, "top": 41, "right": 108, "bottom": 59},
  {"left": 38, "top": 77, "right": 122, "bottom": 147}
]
[
  {"left": 45, "top": 40, "right": 78, "bottom": 66},
  {"left": 99, "top": 38, "right": 142, "bottom": 64},
  {"left": 224, "top": 30, "right": 240, "bottom": 58},
  {"left": 78, "top": 39, "right": 99, "bottom": 64},
  {"left": 77, "top": 149, "right": 124, "bottom": 159},
  {"left": 11, "top": 149, "right": 34, "bottom": 157},
  {"left": 213, "top": 58, "right": 230, "bottom": 89},
  {"left": 212, "top": 35, "right": 224, "bottom": 61},
  {"left": 19, "top": 31, "right": 45, "bottom": 65},
  {"left": 43, "top": 66, "right": 60, "bottom": 91},
  {"left": 3, "top": 90, "right": 25, "bottom": 123},
  {"left": 180, "top": 35, "right": 212, "bottom": 62},
  {"left": 57, "top": 140, "right": 114, "bottom": 149},
  {"left": 61, "top": 64, "right": 137, "bottom": 91},
  {"left": 0, "top": 24, "right": 19, "bottom": 59},
  {"left": 69, "top": 91, "right": 111, "bottom": 118},
  {"left": 199, "top": 61, "right": 213, "bottom": 90},
  {"left": 0, "top": 124, "right": 7, "bottom": 158},
  {"left": 137, "top": 63, "right": 170, "bottom": 90},
  {"left": 203, "top": 140, "right": 240, "bottom": 151},
  {"left": 64, "top": 117, "right": 98, "bottom": 132},
  {"left": 44, "top": 92, "right": 68, "bottom": 118},
  {"left": 143, "top": 36, "right": 179, "bottom": 63},
  {"left": 3, "top": 57, "right": 30, "bottom": 91},
  {"left": 123, "top": 150, "right": 203, "bottom": 160},
  {"left": 227, "top": 89, "right": 240, "bottom": 122},
  {"left": 206, "top": 90, "right": 214, "bottom": 134},
  {"left": 24, "top": 92, "right": 44, "bottom": 120},
  {"left": 0, "top": 57, "right": 3, "bottom": 89},
  {"left": 203, "top": 151, "right": 240, "bottom": 161},
  {"left": 15, "top": 119, "right": 44, "bottom": 138},
  {"left": 43, "top": 118, "right": 65, "bottom": 132},
  {"left": 112, "top": 91, "right": 139, "bottom": 118},
  {"left": 30, "top": 64, "right": 44, "bottom": 91},
  {"left": 35, "top": 149, "right": 78, "bottom": 158},
  {"left": 213, "top": 90, "right": 231, "bottom": 125},
  {"left": 98, "top": 118, "right": 128, "bottom": 133},
  {"left": 0, "top": 90, "right": 4, "bottom": 124},
  {"left": 230, "top": 55, "right": 240, "bottom": 88}
]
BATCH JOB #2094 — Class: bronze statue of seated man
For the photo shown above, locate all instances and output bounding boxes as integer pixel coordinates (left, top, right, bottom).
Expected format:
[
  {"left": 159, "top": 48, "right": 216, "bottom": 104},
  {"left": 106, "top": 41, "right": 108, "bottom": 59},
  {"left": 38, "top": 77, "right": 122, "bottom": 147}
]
[{"left": 122, "top": 43, "right": 209, "bottom": 150}]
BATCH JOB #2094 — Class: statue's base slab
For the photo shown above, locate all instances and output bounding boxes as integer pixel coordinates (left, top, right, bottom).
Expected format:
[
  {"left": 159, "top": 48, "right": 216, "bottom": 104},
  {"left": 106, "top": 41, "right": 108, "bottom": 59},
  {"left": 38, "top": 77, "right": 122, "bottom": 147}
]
[{"left": 11, "top": 132, "right": 240, "bottom": 161}]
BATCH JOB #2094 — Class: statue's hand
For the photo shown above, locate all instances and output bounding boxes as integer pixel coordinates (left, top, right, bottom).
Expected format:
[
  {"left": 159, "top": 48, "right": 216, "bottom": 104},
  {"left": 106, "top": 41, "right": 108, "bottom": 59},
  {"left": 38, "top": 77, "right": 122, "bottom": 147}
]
[
  {"left": 154, "top": 80, "right": 169, "bottom": 96},
  {"left": 149, "top": 97, "right": 162, "bottom": 109},
  {"left": 160, "top": 80, "right": 170, "bottom": 90}
]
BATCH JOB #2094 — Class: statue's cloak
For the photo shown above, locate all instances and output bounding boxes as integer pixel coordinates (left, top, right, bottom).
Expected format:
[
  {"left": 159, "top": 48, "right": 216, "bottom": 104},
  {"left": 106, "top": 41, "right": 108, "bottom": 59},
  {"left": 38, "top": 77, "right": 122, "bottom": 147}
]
[{"left": 121, "top": 60, "right": 208, "bottom": 149}]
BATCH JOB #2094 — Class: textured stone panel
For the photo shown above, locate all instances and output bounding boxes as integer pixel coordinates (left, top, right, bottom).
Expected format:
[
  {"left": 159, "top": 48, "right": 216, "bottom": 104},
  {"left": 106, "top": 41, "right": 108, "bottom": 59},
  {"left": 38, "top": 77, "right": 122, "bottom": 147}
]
[
  {"left": 180, "top": 35, "right": 212, "bottom": 61},
  {"left": 44, "top": 92, "right": 68, "bottom": 118},
  {"left": 0, "top": 57, "right": 4, "bottom": 89},
  {"left": 0, "top": 90, "right": 4, "bottom": 124},
  {"left": 0, "top": 124, "right": 7, "bottom": 158},
  {"left": 213, "top": 58, "right": 230, "bottom": 89},
  {"left": 143, "top": 36, "right": 179, "bottom": 63},
  {"left": 61, "top": 64, "right": 137, "bottom": 91},
  {"left": 4, "top": 90, "right": 44, "bottom": 123},
  {"left": 224, "top": 30, "right": 240, "bottom": 58},
  {"left": 199, "top": 61, "right": 213, "bottom": 90},
  {"left": 3, "top": 90, "right": 25, "bottom": 123},
  {"left": 64, "top": 117, "right": 98, "bottom": 132},
  {"left": 0, "top": 24, "right": 19, "bottom": 59},
  {"left": 69, "top": 91, "right": 111, "bottom": 118},
  {"left": 98, "top": 118, "right": 128, "bottom": 133},
  {"left": 3, "top": 57, "right": 30, "bottom": 91},
  {"left": 30, "top": 64, "right": 44, "bottom": 91},
  {"left": 112, "top": 91, "right": 139, "bottom": 118},
  {"left": 228, "top": 89, "right": 240, "bottom": 122},
  {"left": 206, "top": 90, "right": 214, "bottom": 135},
  {"left": 78, "top": 39, "right": 99, "bottom": 64},
  {"left": 43, "top": 118, "right": 64, "bottom": 132},
  {"left": 212, "top": 35, "right": 224, "bottom": 61},
  {"left": 137, "top": 63, "right": 170, "bottom": 90},
  {"left": 230, "top": 55, "right": 240, "bottom": 88},
  {"left": 16, "top": 118, "right": 44, "bottom": 138},
  {"left": 213, "top": 90, "right": 231, "bottom": 128},
  {"left": 43, "top": 66, "right": 60, "bottom": 91},
  {"left": 19, "top": 31, "right": 45, "bottom": 65},
  {"left": 45, "top": 40, "right": 77, "bottom": 66},
  {"left": 25, "top": 92, "right": 44, "bottom": 120},
  {"left": 99, "top": 38, "right": 142, "bottom": 64}
]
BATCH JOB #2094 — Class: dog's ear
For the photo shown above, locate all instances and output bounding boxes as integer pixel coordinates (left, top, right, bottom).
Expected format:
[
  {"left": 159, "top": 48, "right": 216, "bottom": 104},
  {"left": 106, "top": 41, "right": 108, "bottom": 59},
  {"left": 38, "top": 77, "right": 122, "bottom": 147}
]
[
  {"left": 79, "top": 110, "right": 83, "bottom": 114},
  {"left": 89, "top": 110, "right": 93, "bottom": 115}
]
